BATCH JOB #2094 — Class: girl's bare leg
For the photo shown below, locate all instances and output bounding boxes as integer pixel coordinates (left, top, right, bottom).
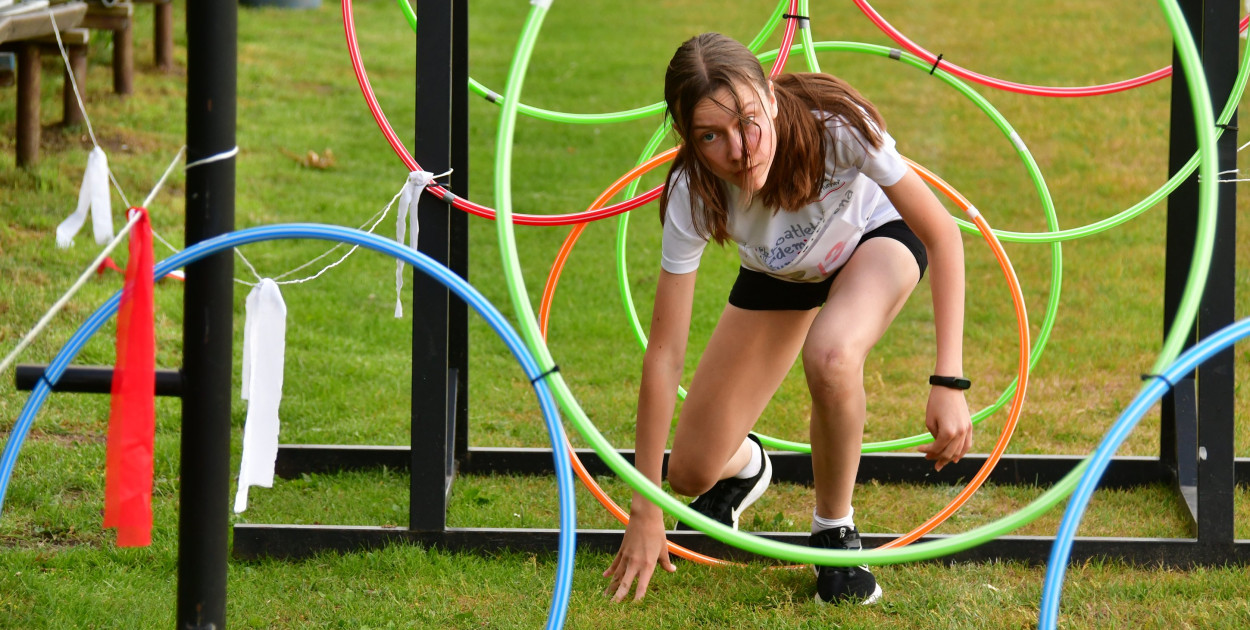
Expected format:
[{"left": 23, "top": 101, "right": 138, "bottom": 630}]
[
  {"left": 667, "top": 305, "right": 816, "bottom": 497},
  {"left": 804, "top": 238, "right": 919, "bottom": 520}
]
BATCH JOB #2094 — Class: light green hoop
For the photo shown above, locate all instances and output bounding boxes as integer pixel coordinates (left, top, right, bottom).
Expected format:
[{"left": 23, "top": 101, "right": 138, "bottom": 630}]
[{"left": 492, "top": 0, "right": 1216, "bottom": 566}]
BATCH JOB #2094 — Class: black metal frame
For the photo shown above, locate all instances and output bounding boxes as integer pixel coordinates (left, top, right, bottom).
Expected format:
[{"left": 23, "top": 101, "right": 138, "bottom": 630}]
[
  {"left": 407, "top": 0, "right": 464, "bottom": 534},
  {"left": 14, "top": 0, "right": 1246, "bottom": 596},
  {"left": 177, "top": 3, "right": 237, "bottom": 628},
  {"left": 1161, "top": 0, "right": 1240, "bottom": 558},
  {"left": 230, "top": 0, "right": 1248, "bottom": 565}
]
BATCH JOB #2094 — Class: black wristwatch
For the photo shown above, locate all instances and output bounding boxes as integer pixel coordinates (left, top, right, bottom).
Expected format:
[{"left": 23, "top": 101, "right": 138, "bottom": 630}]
[{"left": 929, "top": 375, "right": 972, "bottom": 390}]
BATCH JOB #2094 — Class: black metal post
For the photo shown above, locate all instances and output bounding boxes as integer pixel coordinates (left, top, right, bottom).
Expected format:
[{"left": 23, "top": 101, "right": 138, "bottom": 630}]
[
  {"left": 179, "top": 2, "right": 236, "bottom": 628},
  {"left": 1191, "top": 0, "right": 1237, "bottom": 548},
  {"left": 450, "top": 0, "right": 471, "bottom": 465},
  {"left": 410, "top": 0, "right": 459, "bottom": 532},
  {"left": 1162, "top": 0, "right": 1236, "bottom": 544},
  {"left": 1162, "top": 0, "right": 1202, "bottom": 505}
]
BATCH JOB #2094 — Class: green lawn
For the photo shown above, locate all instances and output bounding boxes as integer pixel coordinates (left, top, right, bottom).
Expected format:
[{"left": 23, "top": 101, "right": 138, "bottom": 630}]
[{"left": 3, "top": 0, "right": 1250, "bottom": 627}]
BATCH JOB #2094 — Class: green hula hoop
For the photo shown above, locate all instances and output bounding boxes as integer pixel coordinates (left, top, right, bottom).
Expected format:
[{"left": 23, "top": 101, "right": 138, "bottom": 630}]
[{"left": 493, "top": 0, "right": 1216, "bottom": 566}]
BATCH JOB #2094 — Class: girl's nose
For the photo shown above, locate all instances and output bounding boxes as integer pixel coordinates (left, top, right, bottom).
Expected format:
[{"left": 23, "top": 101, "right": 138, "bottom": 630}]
[{"left": 727, "top": 131, "right": 745, "bottom": 162}]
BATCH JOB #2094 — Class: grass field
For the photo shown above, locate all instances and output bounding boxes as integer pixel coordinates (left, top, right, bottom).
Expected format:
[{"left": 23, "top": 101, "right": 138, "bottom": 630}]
[{"left": 3, "top": 0, "right": 1250, "bottom": 627}]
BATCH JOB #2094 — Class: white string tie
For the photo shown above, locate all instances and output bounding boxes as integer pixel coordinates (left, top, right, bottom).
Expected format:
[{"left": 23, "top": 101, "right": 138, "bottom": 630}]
[
  {"left": 234, "top": 279, "right": 287, "bottom": 513},
  {"left": 186, "top": 146, "right": 239, "bottom": 170},
  {"left": 56, "top": 147, "right": 114, "bottom": 248},
  {"left": 394, "top": 168, "right": 449, "bottom": 317}
]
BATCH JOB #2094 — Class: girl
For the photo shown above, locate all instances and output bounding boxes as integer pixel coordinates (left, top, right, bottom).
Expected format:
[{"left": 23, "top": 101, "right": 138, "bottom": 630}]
[{"left": 603, "top": 33, "right": 973, "bottom": 604}]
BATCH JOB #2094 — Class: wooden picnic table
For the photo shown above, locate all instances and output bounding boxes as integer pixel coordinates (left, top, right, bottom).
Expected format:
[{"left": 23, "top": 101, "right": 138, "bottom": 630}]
[
  {"left": 1, "top": 1, "right": 89, "bottom": 167},
  {"left": 82, "top": 0, "right": 176, "bottom": 94}
]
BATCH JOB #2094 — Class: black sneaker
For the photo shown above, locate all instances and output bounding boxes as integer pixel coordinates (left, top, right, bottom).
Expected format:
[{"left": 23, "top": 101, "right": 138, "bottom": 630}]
[
  {"left": 810, "top": 525, "right": 882, "bottom": 605},
  {"left": 675, "top": 434, "right": 772, "bottom": 531}
]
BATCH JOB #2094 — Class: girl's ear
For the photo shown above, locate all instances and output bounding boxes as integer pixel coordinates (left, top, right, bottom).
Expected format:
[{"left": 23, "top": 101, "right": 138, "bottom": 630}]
[{"left": 767, "top": 81, "right": 779, "bottom": 120}]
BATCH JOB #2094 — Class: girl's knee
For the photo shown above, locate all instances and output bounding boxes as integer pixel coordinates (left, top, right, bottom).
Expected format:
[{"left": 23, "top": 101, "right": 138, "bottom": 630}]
[
  {"left": 803, "top": 341, "right": 864, "bottom": 391},
  {"left": 666, "top": 457, "right": 718, "bottom": 497}
]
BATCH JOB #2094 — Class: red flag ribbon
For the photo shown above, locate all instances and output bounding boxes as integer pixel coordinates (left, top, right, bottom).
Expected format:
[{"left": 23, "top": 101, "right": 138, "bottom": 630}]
[
  {"left": 103, "top": 208, "right": 155, "bottom": 547},
  {"left": 96, "top": 256, "right": 122, "bottom": 276}
]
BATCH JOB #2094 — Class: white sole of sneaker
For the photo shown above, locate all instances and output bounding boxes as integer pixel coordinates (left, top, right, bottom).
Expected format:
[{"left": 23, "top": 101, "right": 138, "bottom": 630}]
[{"left": 728, "top": 448, "right": 772, "bottom": 529}]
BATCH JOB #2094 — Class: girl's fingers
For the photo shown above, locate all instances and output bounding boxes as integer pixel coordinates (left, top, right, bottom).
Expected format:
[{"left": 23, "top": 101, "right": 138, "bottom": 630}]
[{"left": 611, "top": 568, "right": 638, "bottom": 602}]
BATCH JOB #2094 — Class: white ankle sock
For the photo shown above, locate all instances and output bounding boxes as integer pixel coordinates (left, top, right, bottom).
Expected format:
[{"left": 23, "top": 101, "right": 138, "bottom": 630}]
[
  {"left": 811, "top": 506, "right": 855, "bottom": 533},
  {"left": 733, "top": 438, "right": 762, "bottom": 479}
]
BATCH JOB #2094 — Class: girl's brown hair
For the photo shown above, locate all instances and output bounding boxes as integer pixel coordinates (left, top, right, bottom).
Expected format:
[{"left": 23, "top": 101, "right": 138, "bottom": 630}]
[{"left": 660, "top": 32, "right": 887, "bottom": 244}]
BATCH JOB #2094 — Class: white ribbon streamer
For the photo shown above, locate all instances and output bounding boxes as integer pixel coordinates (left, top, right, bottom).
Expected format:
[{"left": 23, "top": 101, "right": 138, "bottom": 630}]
[
  {"left": 234, "top": 279, "right": 287, "bottom": 513},
  {"left": 56, "top": 147, "right": 114, "bottom": 248},
  {"left": 395, "top": 170, "right": 437, "bottom": 317}
]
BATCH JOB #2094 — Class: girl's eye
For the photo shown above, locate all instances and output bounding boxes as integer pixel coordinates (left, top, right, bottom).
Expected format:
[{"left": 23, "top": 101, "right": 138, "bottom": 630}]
[{"left": 701, "top": 132, "right": 717, "bottom": 143}]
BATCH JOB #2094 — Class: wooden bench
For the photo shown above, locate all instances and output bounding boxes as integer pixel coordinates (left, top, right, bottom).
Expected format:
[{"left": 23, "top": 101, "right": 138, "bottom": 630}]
[
  {"left": 132, "top": 0, "right": 172, "bottom": 71},
  {"left": 82, "top": 0, "right": 132, "bottom": 94},
  {"left": 0, "top": 1, "right": 89, "bottom": 167},
  {"left": 82, "top": 0, "right": 173, "bottom": 91},
  {"left": 31, "top": 27, "right": 91, "bottom": 127}
]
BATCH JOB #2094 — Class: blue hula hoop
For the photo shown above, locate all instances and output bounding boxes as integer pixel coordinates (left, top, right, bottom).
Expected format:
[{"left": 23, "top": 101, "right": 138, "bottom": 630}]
[
  {"left": 1038, "top": 317, "right": 1250, "bottom": 628},
  {"left": 0, "top": 223, "right": 577, "bottom": 630}
]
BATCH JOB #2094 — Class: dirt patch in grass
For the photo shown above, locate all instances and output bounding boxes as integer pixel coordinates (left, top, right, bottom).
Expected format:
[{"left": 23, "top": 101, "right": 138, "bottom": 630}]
[
  {"left": 24, "top": 429, "right": 106, "bottom": 446},
  {"left": 85, "top": 129, "right": 167, "bottom": 157},
  {"left": 0, "top": 523, "right": 107, "bottom": 551}
]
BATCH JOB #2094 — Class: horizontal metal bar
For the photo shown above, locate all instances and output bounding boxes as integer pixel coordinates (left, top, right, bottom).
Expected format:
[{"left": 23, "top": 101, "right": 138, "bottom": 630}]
[
  {"left": 14, "top": 364, "right": 183, "bottom": 396},
  {"left": 272, "top": 444, "right": 1250, "bottom": 489},
  {"left": 275, "top": 444, "right": 411, "bottom": 478},
  {"left": 232, "top": 523, "right": 1250, "bottom": 566}
]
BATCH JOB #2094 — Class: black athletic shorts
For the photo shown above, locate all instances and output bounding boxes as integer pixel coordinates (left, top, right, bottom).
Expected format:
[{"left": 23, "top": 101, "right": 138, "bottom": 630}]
[{"left": 727, "top": 220, "right": 927, "bottom": 311}]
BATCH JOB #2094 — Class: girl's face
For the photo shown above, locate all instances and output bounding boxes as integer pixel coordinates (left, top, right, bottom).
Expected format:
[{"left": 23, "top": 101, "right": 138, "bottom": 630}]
[{"left": 689, "top": 80, "right": 778, "bottom": 193}]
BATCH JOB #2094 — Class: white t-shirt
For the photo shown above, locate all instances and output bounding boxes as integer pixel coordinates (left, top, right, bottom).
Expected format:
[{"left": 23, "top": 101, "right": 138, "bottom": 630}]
[{"left": 661, "top": 116, "right": 910, "bottom": 282}]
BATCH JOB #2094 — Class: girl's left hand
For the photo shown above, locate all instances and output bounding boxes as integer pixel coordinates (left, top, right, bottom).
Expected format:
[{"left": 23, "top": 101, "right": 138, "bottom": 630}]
[{"left": 917, "top": 386, "right": 972, "bottom": 471}]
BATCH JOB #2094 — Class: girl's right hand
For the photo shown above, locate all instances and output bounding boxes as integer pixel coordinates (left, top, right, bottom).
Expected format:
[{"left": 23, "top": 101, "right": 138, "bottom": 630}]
[{"left": 602, "top": 505, "right": 676, "bottom": 602}]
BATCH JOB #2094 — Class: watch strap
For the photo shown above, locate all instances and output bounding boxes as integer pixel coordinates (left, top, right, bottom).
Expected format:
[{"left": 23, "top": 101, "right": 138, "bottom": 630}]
[{"left": 929, "top": 374, "right": 972, "bottom": 390}]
